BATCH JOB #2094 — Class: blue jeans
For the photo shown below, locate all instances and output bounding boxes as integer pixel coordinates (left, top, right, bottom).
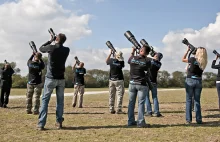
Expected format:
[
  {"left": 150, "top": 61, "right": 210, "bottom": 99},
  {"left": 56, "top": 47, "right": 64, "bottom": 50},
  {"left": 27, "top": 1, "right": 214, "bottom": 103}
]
[
  {"left": 145, "top": 84, "right": 160, "bottom": 114},
  {"left": 216, "top": 83, "right": 220, "bottom": 109},
  {"left": 185, "top": 78, "right": 202, "bottom": 123},
  {"left": 38, "top": 78, "right": 65, "bottom": 127},
  {"left": 128, "top": 84, "right": 148, "bottom": 126}
]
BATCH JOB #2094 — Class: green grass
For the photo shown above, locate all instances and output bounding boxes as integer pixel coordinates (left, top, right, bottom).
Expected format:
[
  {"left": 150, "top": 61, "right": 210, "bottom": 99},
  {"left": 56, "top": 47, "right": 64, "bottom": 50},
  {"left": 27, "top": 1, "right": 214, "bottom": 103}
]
[{"left": 0, "top": 88, "right": 219, "bottom": 142}]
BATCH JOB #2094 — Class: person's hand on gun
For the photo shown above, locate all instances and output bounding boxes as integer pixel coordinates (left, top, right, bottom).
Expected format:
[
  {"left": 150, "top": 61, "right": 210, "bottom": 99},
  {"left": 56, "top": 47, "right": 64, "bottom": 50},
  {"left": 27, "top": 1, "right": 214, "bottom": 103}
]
[
  {"left": 49, "top": 34, "right": 56, "bottom": 43},
  {"left": 110, "top": 49, "right": 113, "bottom": 55},
  {"left": 187, "top": 45, "right": 190, "bottom": 53},
  {"left": 131, "top": 46, "right": 136, "bottom": 55},
  {"left": 216, "top": 55, "right": 219, "bottom": 60}
]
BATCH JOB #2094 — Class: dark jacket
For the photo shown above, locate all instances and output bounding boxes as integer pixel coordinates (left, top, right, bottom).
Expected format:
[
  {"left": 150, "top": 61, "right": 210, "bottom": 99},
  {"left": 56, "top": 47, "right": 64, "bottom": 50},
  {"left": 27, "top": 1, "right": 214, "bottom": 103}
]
[
  {"left": 27, "top": 55, "right": 45, "bottom": 85},
  {"left": 0, "top": 67, "right": 14, "bottom": 88},
  {"left": 39, "top": 41, "right": 70, "bottom": 79},
  {"left": 211, "top": 60, "right": 220, "bottom": 81}
]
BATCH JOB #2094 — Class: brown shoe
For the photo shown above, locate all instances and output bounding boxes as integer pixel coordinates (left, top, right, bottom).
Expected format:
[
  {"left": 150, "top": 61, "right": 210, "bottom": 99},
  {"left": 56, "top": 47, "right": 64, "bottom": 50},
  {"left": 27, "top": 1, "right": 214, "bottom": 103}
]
[
  {"left": 137, "top": 123, "right": 151, "bottom": 128},
  {"left": 33, "top": 111, "right": 39, "bottom": 115},
  {"left": 110, "top": 110, "right": 116, "bottom": 114},
  {"left": 116, "top": 110, "right": 126, "bottom": 114},
  {"left": 26, "top": 111, "right": 32, "bottom": 114}
]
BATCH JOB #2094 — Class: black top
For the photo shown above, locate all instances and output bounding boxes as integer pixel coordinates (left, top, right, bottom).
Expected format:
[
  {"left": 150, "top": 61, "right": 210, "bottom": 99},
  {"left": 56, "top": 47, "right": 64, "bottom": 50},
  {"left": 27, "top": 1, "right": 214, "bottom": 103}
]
[
  {"left": 211, "top": 60, "right": 220, "bottom": 81},
  {"left": 27, "top": 55, "right": 45, "bottom": 85},
  {"left": 107, "top": 58, "right": 124, "bottom": 80},
  {"left": 0, "top": 67, "right": 14, "bottom": 87},
  {"left": 39, "top": 41, "right": 70, "bottom": 79},
  {"left": 128, "top": 55, "right": 151, "bottom": 86},
  {"left": 187, "top": 57, "right": 203, "bottom": 78},
  {"left": 74, "top": 68, "right": 86, "bottom": 85},
  {"left": 150, "top": 59, "right": 161, "bottom": 83}
]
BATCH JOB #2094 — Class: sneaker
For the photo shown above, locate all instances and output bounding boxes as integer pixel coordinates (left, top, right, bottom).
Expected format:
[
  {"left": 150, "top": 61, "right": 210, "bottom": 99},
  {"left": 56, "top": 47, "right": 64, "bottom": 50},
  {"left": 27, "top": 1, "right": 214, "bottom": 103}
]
[
  {"left": 185, "top": 121, "right": 191, "bottom": 125},
  {"left": 116, "top": 110, "right": 126, "bottom": 114},
  {"left": 137, "top": 123, "right": 151, "bottom": 128},
  {"left": 78, "top": 106, "right": 83, "bottom": 108},
  {"left": 145, "top": 112, "right": 153, "bottom": 117},
  {"left": 37, "top": 125, "right": 45, "bottom": 131},
  {"left": 197, "top": 121, "right": 203, "bottom": 124},
  {"left": 153, "top": 113, "right": 163, "bottom": 117},
  {"left": 55, "top": 118, "right": 64, "bottom": 129},
  {"left": 127, "top": 121, "right": 137, "bottom": 126},
  {"left": 110, "top": 110, "right": 116, "bottom": 114}
]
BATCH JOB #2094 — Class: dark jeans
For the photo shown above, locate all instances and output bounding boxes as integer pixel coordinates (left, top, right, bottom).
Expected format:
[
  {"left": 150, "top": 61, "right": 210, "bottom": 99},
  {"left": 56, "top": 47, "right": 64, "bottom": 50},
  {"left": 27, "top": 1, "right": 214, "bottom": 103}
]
[
  {"left": 216, "top": 83, "right": 220, "bottom": 109},
  {"left": 0, "top": 84, "right": 11, "bottom": 106},
  {"left": 145, "top": 84, "right": 160, "bottom": 114},
  {"left": 185, "top": 78, "right": 202, "bottom": 123}
]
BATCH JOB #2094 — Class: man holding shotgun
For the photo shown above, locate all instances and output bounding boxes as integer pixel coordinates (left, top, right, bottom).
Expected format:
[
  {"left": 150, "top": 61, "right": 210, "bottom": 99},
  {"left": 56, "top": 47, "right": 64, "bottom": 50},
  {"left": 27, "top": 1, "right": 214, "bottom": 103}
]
[
  {"left": 106, "top": 41, "right": 125, "bottom": 114},
  {"left": 26, "top": 50, "right": 45, "bottom": 114},
  {"left": 72, "top": 57, "right": 86, "bottom": 108}
]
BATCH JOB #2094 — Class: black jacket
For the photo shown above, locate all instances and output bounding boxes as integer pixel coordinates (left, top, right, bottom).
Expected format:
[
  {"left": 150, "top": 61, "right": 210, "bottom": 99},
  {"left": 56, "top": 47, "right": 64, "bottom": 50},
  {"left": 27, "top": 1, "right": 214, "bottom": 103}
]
[
  {"left": 211, "top": 60, "right": 220, "bottom": 81},
  {"left": 0, "top": 67, "right": 14, "bottom": 88},
  {"left": 27, "top": 55, "right": 45, "bottom": 85},
  {"left": 39, "top": 41, "right": 70, "bottom": 79}
]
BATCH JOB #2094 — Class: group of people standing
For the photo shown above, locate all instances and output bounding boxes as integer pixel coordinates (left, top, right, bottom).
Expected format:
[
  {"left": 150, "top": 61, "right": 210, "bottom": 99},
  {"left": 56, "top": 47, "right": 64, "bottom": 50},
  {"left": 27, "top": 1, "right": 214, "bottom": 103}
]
[
  {"left": 0, "top": 32, "right": 219, "bottom": 130},
  {"left": 106, "top": 45, "right": 163, "bottom": 127}
]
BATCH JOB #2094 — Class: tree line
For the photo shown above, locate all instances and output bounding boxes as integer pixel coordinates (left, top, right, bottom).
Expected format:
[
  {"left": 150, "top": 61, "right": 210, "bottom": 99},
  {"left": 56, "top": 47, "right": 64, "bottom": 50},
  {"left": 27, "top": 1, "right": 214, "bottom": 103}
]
[{"left": 0, "top": 58, "right": 217, "bottom": 88}]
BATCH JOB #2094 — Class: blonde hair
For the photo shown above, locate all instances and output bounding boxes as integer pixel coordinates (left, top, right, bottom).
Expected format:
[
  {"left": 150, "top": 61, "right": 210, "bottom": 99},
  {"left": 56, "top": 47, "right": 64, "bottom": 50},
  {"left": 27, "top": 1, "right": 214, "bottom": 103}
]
[{"left": 195, "top": 47, "right": 208, "bottom": 70}]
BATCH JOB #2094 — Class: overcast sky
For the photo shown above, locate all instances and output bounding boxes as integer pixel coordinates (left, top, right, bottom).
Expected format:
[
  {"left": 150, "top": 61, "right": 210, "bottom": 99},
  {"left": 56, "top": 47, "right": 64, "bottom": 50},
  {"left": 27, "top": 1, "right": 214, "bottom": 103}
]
[{"left": 1, "top": 0, "right": 220, "bottom": 76}]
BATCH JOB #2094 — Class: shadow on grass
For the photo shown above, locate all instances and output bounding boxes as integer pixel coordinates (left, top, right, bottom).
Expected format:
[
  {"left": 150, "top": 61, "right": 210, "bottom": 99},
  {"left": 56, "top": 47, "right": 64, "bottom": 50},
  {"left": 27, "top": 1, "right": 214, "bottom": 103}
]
[
  {"left": 83, "top": 106, "right": 109, "bottom": 108},
  {"left": 160, "top": 102, "right": 185, "bottom": 104},
  {"left": 61, "top": 120, "right": 220, "bottom": 130},
  {"left": 48, "top": 112, "right": 105, "bottom": 115},
  {"left": 7, "top": 106, "right": 26, "bottom": 109},
  {"left": 161, "top": 110, "right": 185, "bottom": 113},
  {"left": 204, "top": 109, "right": 220, "bottom": 112},
  {"left": 203, "top": 114, "right": 220, "bottom": 118}
]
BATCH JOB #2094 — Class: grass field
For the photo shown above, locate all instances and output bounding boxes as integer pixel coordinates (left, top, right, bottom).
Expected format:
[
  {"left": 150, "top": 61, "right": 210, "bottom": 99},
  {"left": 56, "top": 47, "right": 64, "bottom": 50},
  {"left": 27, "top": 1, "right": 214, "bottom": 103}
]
[
  {"left": 0, "top": 88, "right": 219, "bottom": 142},
  {"left": 9, "top": 88, "right": 110, "bottom": 96}
]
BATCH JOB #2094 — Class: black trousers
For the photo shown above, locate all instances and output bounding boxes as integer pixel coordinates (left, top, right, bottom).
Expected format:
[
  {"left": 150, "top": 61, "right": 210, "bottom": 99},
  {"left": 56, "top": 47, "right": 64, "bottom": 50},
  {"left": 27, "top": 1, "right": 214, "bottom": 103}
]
[{"left": 0, "top": 86, "right": 11, "bottom": 106}]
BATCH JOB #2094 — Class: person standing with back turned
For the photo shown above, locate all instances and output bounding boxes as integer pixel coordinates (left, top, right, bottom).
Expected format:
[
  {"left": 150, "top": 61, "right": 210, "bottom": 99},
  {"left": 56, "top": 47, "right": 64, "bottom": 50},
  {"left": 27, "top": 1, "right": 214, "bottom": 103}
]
[
  {"left": 182, "top": 46, "right": 207, "bottom": 124},
  {"left": 211, "top": 55, "right": 220, "bottom": 110},
  {"left": 127, "top": 46, "right": 151, "bottom": 128},
  {"left": 37, "top": 33, "right": 70, "bottom": 130},
  {"left": 106, "top": 50, "right": 125, "bottom": 114}
]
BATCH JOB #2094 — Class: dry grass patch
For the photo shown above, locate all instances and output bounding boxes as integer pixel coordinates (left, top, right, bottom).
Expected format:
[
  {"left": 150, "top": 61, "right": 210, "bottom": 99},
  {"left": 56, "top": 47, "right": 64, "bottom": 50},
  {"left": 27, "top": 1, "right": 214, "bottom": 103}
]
[{"left": 0, "top": 88, "right": 219, "bottom": 142}]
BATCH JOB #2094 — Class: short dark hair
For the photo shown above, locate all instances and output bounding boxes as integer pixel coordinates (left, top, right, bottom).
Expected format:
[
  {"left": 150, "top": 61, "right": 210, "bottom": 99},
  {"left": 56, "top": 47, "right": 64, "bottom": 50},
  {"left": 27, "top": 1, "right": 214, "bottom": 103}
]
[
  {"left": 143, "top": 45, "right": 151, "bottom": 55},
  {"left": 35, "top": 52, "right": 42, "bottom": 59},
  {"left": 58, "top": 33, "right": 66, "bottom": 44}
]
